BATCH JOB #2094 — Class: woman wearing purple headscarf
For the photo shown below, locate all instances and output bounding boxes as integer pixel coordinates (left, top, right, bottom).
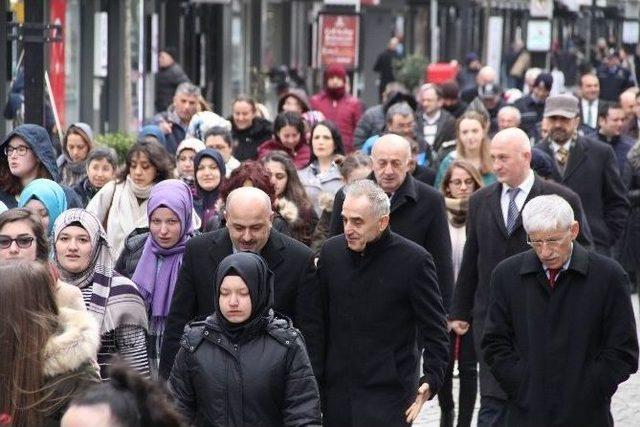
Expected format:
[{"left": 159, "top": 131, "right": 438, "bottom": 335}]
[{"left": 117, "top": 179, "right": 196, "bottom": 377}]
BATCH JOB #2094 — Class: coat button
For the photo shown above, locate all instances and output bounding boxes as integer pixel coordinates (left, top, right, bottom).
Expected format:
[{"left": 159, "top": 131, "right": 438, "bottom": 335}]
[
  {"left": 217, "top": 338, "right": 221, "bottom": 343},
  {"left": 189, "top": 346, "right": 194, "bottom": 351},
  {"left": 204, "top": 330, "right": 209, "bottom": 336},
  {"left": 285, "top": 340, "right": 290, "bottom": 345},
  {"left": 292, "top": 331, "right": 297, "bottom": 336}
]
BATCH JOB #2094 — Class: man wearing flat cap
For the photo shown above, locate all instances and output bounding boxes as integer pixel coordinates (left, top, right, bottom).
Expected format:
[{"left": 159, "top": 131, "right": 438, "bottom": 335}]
[
  {"left": 536, "top": 94, "right": 629, "bottom": 256},
  {"left": 514, "top": 72, "right": 553, "bottom": 136}
]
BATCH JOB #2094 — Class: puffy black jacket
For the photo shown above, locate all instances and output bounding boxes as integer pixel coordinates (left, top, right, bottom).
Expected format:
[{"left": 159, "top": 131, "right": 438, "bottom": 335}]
[
  {"left": 115, "top": 227, "right": 150, "bottom": 278},
  {"left": 169, "top": 314, "right": 321, "bottom": 427}
]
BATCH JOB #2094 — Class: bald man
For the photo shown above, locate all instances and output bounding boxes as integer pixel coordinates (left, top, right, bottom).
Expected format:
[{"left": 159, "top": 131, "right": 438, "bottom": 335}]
[
  {"left": 160, "top": 187, "right": 321, "bottom": 379},
  {"left": 450, "top": 128, "right": 592, "bottom": 424},
  {"left": 329, "top": 134, "right": 454, "bottom": 310}
]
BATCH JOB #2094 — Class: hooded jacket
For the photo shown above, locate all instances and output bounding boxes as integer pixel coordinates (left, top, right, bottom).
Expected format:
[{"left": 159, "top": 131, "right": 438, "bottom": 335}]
[
  {"left": 352, "top": 92, "right": 418, "bottom": 149},
  {"left": 169, "top": 252, "right": 321, "bottom": 426},
  {"left": 0, "top": 124, "right": 82, "bottom": 208},
  {"left": 231, "top": 117, "right": 273, "bottom": 162},
  {"left": 56, "top": 122, "right": 93, "bottom": 187}
]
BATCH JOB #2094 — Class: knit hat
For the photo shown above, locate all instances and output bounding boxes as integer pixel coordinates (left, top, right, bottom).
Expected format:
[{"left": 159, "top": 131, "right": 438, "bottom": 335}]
[{"left": 324, "top": 63, "right": 347, "bottom": 84}]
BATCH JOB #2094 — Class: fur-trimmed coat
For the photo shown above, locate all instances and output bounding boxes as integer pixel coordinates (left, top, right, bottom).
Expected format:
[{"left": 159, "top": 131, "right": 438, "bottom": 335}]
[{"left": 42, "top": 307, "right": 101, "bottom": 426}]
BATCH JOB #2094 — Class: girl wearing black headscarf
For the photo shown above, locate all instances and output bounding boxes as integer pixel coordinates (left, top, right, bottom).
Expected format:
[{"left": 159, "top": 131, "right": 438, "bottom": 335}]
[
  {"left": 193, "top": 148, "right": 226, "bottom": 232},
  {"left": 169, "top": 252, "right": 321, "bottom": 426}
]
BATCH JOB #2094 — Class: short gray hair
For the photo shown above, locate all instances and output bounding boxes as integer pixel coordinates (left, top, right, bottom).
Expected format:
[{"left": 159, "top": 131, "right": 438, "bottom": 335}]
[
  {"left": 175, "top": 82, "right": 201, "bottom": 98},
  {"left": 498, "top": 106, "right": 521, "bottom": 123},
  {"left": 522, "top": 195, "right": 575, "bottom": 234},
  {"left": 344, "top": 179, "right": 390, "bottom": 218},
  {"left": 386, "top": 102, "right": 414, "bottom": 123}
]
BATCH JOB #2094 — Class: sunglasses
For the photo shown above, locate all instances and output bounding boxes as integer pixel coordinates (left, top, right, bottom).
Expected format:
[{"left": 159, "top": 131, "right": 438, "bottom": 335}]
[{"left": 0, "top": 236, "right": 35, "bottom": 249}]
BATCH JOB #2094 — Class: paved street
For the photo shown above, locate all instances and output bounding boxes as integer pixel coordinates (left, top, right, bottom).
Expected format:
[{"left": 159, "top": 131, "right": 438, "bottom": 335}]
[{"left": 414, "top": 295, "right": 640, "bottom": 426}]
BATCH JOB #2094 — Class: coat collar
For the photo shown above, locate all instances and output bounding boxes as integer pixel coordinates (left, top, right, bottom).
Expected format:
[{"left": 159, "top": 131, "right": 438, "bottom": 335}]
[
  {"left": 519, "top": 241, "right": 589, "bottom": 277},
  {"left": 539, "top": 137, "right": 588, "bottom": 181},
  {"left": 370, "top": 172, "right": 418, "bottom": 214}
]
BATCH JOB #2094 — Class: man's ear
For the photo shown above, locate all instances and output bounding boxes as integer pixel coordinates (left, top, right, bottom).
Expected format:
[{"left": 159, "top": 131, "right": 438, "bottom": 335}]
[
  {"left": 379, "top": 214, "right": 390, "bottom": 232},
  {"left": 570, "top": 220, "right": 580, "bottom": 241}
]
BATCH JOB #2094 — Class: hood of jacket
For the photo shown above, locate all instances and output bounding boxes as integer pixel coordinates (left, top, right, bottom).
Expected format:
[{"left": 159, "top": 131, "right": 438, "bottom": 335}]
[
  {"left": 2, "top": 124, "right": 59, "bottom": 181},
  {"left": 277, "top": 88, "right": 311, "bottom": 113},
  {"left": 43, "top": 307, "right": 100, "bottom": 378}
]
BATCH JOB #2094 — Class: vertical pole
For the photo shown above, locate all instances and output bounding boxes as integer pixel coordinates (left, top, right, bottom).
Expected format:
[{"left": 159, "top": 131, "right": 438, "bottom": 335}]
[
  {"left": 0, "top": 0, "right": 8, "bottom": 135},
  {"left": 23, "top": 0, "right": 45, "bottom": 125}
]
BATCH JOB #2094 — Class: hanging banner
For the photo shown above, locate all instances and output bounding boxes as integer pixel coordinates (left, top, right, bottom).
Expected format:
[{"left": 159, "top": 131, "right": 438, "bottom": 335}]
[
  {"left": 49, "top": 0, "right": 66, "bottom": 128},
  {"left": 315, "top": 13, "right": 360, "bottom": 70}
]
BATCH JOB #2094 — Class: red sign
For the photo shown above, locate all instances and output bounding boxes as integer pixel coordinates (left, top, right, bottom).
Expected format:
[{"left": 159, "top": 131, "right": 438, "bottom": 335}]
[
  {"left": 317, "top": 14, "right": 360, "bottom": 70},
  {"left": 49, "top": 0, "right": 66, "bottom": 127}
]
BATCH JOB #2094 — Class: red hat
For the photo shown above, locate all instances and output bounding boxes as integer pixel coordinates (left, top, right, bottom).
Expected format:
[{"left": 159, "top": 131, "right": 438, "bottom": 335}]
[{"left": 324, "top": 63, "right": 347, "bottom": 84}]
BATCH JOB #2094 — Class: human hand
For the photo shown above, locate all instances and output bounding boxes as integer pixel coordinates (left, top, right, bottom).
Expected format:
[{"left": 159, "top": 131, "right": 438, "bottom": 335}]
[
  {"left": 451, "top": 320, "right": 470, "bottom": 335},
  {"left": 405, "top": 382, "right": 431, "bottom": 423}
]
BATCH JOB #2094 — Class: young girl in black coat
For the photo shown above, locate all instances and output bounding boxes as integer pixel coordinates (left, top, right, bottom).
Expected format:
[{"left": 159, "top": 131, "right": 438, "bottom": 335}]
[{"left": 169, "top": 252, "right": 321, "bottom": 426}]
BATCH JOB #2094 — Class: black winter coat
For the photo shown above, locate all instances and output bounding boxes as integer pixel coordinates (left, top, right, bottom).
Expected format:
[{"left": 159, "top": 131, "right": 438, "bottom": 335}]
[
  {"left": 231, "top": 117, "right": 273, "bottom": 162},
  {"left": 159, "top": 228, "right": 319, "bottom": 379},
  {"left": 482, "top": 244, "right": 638, "bottom": 426},
  {"left": 313, "top": 229, "right": 449, "bottom": 427},
  {"left": 329, "top": 174, "right": 454, "bottom": 310},
  {"left": 450, "top": 175, "right": 592, "bottom": 399},
  {"left": 115, "top": 227, "right": 150, "bottom": 279},
  {"left": 537, "top": 136, "right": 629, "bottom": 252},
  {"left": 170, "top": 314, "right": 321, "bottom": 427}
]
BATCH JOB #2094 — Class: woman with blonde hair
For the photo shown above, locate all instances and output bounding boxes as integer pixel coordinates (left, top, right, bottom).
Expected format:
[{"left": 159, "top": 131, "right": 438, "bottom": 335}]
[{"left": 434, "top": 110, "right": 496, "bottom": 189}]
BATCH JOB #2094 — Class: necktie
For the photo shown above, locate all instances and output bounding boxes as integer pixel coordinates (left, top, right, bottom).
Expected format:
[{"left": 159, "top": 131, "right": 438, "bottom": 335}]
[
  {"left": 548, "top": 268, "right": 561, "bottom": 288},
  {"left": 587, "top": 101, "right": 593, "bottom": 128},
  {"left": 506, "top": 187, "right": 521, "bottom": 235},
  {"left": 556, "top": 145, "right": 569, "bottom": 174}
]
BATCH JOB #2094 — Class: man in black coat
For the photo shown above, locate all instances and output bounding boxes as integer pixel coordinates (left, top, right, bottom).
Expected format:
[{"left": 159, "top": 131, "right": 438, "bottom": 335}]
[
  {"left": 514, "top": 72, "right": 552, "bottom": 136},
  {"left": 450, "top": 128, "right": 592, "bottom": 426},
  {"left": 595, "top": 102, "right": 635, "bottom": 176},
  {"left": 159, "top": 187, "right": 319, "bottom": 379},
  {"left": 417, "top": 84, "right": 457, "bottom": 153},
  {"left": 330, "top": 134, "right": 454, "bottom": 310},
  {"left": 536, "top": 94, "right": 629, "bottom": 256},
  {"left": 316, "top": 179, "right": 449, "bottom": 427},
  {"left": 482, "top": 195, "right": 638, "bottom": 427}
]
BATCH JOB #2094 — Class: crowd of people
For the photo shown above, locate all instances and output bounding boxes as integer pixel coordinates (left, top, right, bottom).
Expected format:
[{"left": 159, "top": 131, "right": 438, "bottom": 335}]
[{"left": 1, "top": 45, "right": 640, "bottom": 427}]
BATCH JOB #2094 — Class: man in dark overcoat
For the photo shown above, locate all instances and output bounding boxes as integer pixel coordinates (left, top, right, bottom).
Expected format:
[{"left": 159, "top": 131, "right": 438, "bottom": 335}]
[
  {"left": 450, "top": 128, "right": 592, "bottom": 426},
  {"left": 315, "top": 179, "right": 449, "bottom": 427},
  {"left": 159, "top": 187, "right": 319, "bottom": 379},
  {"left": 329, "top": 133, "right": 454, "bottom": 310},
  {"left": 536, "top": 93, "right": 629, "bottom": 256},
  {"left": 482, "top": 194, "right": 638, "bottom": 427}
]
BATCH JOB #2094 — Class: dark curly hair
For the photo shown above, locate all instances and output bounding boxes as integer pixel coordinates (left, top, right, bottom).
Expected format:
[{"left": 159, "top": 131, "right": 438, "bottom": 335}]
[
  {"left": 65, "top": 357, "right": 184, "bottom": 427},
  {"left": 218, "top": 160, "right": 276, "bottom": 205},
  {"left": 117, "top": 140, "right": 175, "bottom": 183}
]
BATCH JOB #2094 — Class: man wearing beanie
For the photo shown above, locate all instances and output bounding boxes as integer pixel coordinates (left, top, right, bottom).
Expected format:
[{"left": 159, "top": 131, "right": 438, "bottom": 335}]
[
  {"left": 440, "top": 80, "right": 468, "bottom": 118},
  {"left": 514, "top": 72, "right": 553, "bottom": 136},
  {"left": 310, "top": 63, "right": 363, "bottom": 153}
]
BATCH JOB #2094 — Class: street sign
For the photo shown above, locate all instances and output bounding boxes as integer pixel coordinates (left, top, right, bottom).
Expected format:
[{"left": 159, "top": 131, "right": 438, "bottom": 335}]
[{"left": 315, "top": 13, "right": 360, "bottom": 70}]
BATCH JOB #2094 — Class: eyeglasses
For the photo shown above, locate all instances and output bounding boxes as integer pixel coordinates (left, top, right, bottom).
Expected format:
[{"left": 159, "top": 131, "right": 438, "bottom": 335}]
[
  {"left": 4, "top": 145, "right": 31, "bottom": 157},
  {"left": 526, "top": 231, "right": 569, "bottom": 250},
  {"left": 449, "top": 178, "right": 476, "bottom": 188},
  {"left": 0, "top": 236, "right": 35, "bottom": 249}
]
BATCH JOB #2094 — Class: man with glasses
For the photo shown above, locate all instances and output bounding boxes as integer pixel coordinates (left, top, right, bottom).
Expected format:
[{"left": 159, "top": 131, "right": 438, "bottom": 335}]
[
  {"left": 482, "top": 194, "right": 638, "bottom": 426},
  {"left": 450, "top": 127, "right": 592, "bottom": 426}
]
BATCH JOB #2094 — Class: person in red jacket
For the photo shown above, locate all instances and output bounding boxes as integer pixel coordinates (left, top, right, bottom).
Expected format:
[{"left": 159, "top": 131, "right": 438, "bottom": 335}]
[{"left": 310, "top": 64, "right": 362, "bottom": 153}]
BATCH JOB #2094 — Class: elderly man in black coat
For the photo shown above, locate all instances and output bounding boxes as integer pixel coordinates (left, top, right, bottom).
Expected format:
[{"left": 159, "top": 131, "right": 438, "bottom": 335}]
[
  {"left": 329, "top": 133, "right": 454, "bottom": 310},
  {"left": 536, "top": 94, "right": 629, "bottom": 256},
  {"left": 482, "top": 195, "right": 638, "bottom": 427},
  {"left": 159, "top": 187, "right": 319, "bottom": 379},
  {"left": 315, "top": 179, "right": 449, "bottom": 427},
  {"left": 450, "top": 128, "right": 592, "bottom": 426}
]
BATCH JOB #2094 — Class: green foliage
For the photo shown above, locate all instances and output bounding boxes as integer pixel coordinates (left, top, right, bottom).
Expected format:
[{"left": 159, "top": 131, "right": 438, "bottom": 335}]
[
  {"left": 95, "top": 133, "right": 135, "bottom": 164},
  {"left": 393, "top": 54, "right": 429, "bottom": 91}
]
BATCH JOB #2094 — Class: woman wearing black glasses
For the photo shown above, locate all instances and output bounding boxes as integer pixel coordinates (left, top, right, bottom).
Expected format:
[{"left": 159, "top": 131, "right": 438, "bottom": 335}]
[{"left": 0, "top": 208, "right": 86, "bottom": 313}]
